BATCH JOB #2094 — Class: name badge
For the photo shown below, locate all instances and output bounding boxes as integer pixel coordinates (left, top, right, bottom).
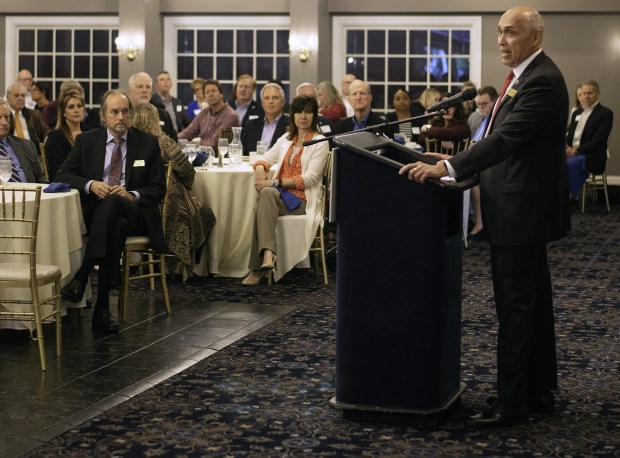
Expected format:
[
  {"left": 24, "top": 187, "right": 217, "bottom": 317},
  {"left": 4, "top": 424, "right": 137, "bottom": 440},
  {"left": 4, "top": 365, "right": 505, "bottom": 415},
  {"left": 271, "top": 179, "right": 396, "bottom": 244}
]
[
  {"left": 320, "top": 125, "right": 332, "bottom": 134},
  {"left": 249, "top": 115, "right": 259, "bottom": 120},
  {"left": 176, "top": 105, "right": 182, "bottom": 112},
  {"left": 133, "top": 160, "right": 145, "bottom": 167},
  {"left": 412, "top": 127, "right": 421, "bottom": 135},
  {"left": 507, "top": 88, "right": 518, "bottom": 97}
]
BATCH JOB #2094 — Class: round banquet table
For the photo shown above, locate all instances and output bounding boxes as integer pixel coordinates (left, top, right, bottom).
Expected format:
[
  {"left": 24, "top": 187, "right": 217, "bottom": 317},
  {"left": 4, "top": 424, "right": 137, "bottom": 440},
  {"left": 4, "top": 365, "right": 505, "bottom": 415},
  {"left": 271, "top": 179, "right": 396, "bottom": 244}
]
[{"left": 0, "top": 184, "right": 89, "bottom": 330}]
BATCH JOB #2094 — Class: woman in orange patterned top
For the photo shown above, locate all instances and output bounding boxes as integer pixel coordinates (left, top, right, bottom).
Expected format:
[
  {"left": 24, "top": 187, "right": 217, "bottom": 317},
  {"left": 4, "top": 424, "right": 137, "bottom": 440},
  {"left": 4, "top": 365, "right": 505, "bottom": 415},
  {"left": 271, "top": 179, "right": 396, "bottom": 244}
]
[{"left": 242, "top": 95, "right": 329, "bottom": 285}]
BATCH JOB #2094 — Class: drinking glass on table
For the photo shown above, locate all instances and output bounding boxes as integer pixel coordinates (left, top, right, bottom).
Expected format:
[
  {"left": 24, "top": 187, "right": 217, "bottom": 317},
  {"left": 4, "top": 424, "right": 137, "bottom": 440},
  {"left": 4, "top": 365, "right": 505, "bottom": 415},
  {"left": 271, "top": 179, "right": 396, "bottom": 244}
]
[
  {"left": 0, "top": 158, "right": 12, "bottom": 185},
  {"left": 217, "top": 138, "right": 229, "bottom": 161},
  {"left": 184, "top": 144, "right": 197, "bottom": 163},
  {"left": 256, "top": 141, "right": 268, "bottom": 155}
]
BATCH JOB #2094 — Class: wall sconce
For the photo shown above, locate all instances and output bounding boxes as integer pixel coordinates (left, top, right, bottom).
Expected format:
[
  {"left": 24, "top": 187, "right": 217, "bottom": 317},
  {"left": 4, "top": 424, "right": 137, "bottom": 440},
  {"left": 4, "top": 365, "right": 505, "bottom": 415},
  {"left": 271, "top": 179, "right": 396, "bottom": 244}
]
[
  {"left": 289, "top": 33, "right": 317, "bottom": 63},
  {"left": 115, "top": 35, "right": 144, "bottom": 62}
]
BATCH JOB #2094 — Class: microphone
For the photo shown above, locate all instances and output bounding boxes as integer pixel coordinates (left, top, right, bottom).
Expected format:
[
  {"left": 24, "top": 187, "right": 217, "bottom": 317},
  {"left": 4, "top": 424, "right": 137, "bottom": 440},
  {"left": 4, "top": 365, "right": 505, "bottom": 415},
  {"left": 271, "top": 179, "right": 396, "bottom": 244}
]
[{"left": 427, "top": 88, "right": 477, "bottom": 112}]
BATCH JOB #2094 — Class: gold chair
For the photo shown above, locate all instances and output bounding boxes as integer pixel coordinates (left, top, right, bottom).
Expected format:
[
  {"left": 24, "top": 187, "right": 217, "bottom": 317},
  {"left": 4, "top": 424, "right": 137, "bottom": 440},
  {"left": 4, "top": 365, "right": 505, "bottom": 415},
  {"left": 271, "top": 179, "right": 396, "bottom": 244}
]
[
  {"left": 268, "top": 151, "right": 332, "bottom": 285},
  {"left": 38, "top": 142, "right": 50, "bottom": 182},
  {"left": 425, "top": 138, "right": 470, "bottom": 155},
  {"left": 118, "top": 162, "right": 174, "bottom": 321},
  {"left": 0, "top": 186, "right": 62, "bottom": 371},
  {"left": 580, "top": 172, "right": 610, "bottom": 213}
]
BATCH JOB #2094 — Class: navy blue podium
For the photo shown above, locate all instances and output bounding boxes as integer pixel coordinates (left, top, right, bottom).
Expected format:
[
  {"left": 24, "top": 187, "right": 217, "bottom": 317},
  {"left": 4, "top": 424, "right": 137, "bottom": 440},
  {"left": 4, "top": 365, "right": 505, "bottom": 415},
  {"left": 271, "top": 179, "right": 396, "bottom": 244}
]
[{"left": 329, "top": 133, "right": 466, "bottom": 423}]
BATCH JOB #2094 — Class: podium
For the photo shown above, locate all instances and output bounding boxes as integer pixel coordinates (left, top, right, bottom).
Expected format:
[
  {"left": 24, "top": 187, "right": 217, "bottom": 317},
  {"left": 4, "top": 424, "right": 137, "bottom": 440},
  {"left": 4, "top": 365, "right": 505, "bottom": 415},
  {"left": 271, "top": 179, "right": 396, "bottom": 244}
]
[{"left": 329, "top": 133, "right": 466, "bottom": 423}]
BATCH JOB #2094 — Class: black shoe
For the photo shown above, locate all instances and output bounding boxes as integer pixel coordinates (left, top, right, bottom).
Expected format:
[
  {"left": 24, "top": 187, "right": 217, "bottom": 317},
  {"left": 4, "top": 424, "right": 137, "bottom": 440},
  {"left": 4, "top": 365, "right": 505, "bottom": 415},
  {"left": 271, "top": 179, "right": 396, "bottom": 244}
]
[
  {"left": 92, "top": 310, "right": 120, "bottom": 333},
  {"left": 61, "top": 279, "right": 87, "bottom": 303},
  {"left": 486, "top": 393, "right": 555, "bottom": 415},
  {"left": 469, "top": 401, "right": 528, "bottom": 428}
]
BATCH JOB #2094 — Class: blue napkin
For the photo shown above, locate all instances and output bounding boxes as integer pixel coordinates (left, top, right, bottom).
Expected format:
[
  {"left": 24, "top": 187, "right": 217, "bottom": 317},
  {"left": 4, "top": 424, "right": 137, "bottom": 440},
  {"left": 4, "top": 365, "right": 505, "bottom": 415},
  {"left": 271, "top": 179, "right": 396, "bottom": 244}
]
[
  {"left": 193, "top": 151, "right": 208, "bottom": 166},
  {"left": 43, "top": 182, "right": 73, "bottom": 193},
  {"left": 278, "top": 187, "right": 302, "bottom": 211}
]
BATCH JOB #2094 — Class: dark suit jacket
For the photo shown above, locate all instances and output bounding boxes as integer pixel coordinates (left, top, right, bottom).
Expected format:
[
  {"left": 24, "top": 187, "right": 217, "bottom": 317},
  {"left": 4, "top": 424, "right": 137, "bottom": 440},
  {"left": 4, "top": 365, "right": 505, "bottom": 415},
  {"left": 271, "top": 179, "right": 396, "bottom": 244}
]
[
  {"left": 14, "top": 108, "right": 50, "bottom": 148},
  {"left": 240, "top": 114, "right": 289, "bottom": 154},
  {"left": 449, "top": 51, "right": 569, "bottom": 246},
  {"left": 4, "top": 135, "right": 47, "bottom": 183},
  {"left": 230, "top": 99, "right": 264, "bottom": 127},
  {"left": 56, "top": 127, "right": 166, "bottom": 252},
  {"left": 332, "top": 110, "right": 395, "bottom": 138},
  {"left": 565, "top": 103, "right": 613, "bottom": 175},
  {"left": 151, "top": 93, "right": 191, "bottom": 133}
]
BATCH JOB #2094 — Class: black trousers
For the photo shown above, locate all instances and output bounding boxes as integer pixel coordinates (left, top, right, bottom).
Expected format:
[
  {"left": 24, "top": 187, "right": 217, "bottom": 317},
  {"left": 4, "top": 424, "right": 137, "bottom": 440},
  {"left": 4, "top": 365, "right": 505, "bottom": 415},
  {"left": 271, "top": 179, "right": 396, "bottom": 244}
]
[
  {"left": 83, "top": 195, "right": 147, "bottom": 289},
  {"left": 490, "top": 244, "right": 558, "bottom": 405}
]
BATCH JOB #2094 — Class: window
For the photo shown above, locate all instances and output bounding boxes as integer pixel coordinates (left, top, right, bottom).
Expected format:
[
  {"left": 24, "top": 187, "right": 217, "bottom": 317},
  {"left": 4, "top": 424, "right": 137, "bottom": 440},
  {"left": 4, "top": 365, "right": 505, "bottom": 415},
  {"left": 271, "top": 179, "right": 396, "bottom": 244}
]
[
  {"left": 163, "top": 16, "right": 291, "bottom": 105},
  {"left": 5, "top": 17, "right": 119, "bottom": 108},
  {"left": 333, "top": 16, "right": 481, "bottom": 113}
]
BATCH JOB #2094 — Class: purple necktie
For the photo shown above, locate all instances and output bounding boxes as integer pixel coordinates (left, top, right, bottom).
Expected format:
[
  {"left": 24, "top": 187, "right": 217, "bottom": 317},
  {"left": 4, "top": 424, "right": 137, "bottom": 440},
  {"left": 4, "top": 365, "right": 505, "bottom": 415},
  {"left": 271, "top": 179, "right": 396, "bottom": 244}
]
[{"left": 108, "top": 137, "right": 123, "bottom": 186}]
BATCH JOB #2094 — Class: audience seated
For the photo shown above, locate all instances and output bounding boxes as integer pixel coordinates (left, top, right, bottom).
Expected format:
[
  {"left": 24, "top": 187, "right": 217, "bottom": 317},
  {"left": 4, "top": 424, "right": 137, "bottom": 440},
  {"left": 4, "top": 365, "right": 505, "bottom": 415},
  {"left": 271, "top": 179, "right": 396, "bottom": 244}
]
[
  {"left": 44, "top": 92, "right": 87, "bottom": 181},
  {"left": 565, "top": 80, "right": 614, "bottom": 197},
  {"left": 186, "top": 77, "right": 207, "bottom": 121},
  {"left": 6, "top": 83, "right": 50, "bottom": 149},
  {"left": 132, "top": 103, "right": 216, "bottom": 283},
  {"left": 468, "top": 86, "right": 498, "bottom": 237},
  {"left": 317, "top": 81, "right": 346, "bottom": 122},
  {"left": 296, "top": 83, "right": 332, "bottom": 135},
  {"left": 128, "top": 72, "right": 178, "bottom": 141},
  {"left": 418, "top": 91, "right": 471, "bottom": 153},
  {"left": 332, "top": 79, "right": 395, "bottom": 139},
  {"left": 31, "top": 81, "right": 51, "bottom": 112},
  {"left": 242, "top": 95, "right": 329, "bottom": 286},
  {"left": 57, "top": 89, "right": 167, "bottom": 333},
  {"left": 340, "top": 73, "right": 356, "bottom": 117},
  {"left": 460, "top": 81, "right": 478, "bottom": 119},
  {"left": 229, "top": 74, "right": 263, "bottom": 128},
  {"left": 409, "top": 87, "right": 440, "bottom": 142},
  {"left": 241, "top": 83, "right": 288, "bottom": 155},
  {"left": 178, "top": 79, "right": 239, "bottom": 149},
  {"left": 0, "top": 97, "right": 47, "bottom": 183},
  {"left": 41, "top": 79, "right": 100, "bottom": 130},
  {"left": 151, "top": 71, "right": 191, "bottom": 133},
  {"left": 17, "top": 69, "right": 37, "bottom": 109},
  {"left": 385, "top": 88, "right": 414, "bottom": 141}
]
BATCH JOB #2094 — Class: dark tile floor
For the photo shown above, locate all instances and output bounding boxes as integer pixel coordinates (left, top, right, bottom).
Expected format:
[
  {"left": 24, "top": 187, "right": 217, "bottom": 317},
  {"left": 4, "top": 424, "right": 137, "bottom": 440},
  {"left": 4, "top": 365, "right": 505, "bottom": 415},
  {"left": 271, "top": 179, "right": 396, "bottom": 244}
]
[{"left": 0, "top": 283, "right": 295, "bottom": 457}]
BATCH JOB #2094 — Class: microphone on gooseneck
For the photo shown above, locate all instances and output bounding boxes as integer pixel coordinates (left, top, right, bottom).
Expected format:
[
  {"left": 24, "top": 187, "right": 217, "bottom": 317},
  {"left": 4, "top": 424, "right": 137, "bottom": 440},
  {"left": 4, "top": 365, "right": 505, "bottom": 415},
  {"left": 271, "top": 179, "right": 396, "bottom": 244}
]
[{"left": 427, "top": 88, "right": 478, "bottom": 113}]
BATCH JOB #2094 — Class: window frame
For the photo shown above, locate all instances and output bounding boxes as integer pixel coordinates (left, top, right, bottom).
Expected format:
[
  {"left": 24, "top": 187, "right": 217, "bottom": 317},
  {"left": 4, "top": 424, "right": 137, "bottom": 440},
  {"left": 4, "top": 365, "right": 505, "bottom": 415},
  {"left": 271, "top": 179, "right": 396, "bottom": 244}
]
[{"left": 332, "top": 15, "right": 482, "bottom": 112}]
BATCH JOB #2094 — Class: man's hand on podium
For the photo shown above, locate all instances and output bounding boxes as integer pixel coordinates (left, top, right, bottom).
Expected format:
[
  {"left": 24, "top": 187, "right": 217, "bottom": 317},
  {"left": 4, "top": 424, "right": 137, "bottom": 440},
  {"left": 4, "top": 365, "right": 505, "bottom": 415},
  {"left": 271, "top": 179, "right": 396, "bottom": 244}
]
[{"left": 399, "top": 152, "right": 451, "bottom": 184}]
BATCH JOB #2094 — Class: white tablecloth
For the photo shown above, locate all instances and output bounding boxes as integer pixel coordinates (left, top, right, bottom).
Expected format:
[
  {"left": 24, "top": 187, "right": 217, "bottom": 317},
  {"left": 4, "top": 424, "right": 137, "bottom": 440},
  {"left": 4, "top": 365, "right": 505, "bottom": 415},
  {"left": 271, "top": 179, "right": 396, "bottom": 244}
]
[
  {"left": 191, "top": 164, "right": 258, "bottom": 278},
  {"left": 0, "top": 185, "right": 88, "bottom": 330}
]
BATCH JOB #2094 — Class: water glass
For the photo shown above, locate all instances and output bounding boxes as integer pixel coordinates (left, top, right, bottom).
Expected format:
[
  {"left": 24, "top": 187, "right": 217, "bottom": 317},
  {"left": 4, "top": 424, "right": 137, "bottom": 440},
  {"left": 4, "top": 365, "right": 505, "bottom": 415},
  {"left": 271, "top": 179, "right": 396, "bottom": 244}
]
[
  {"left": 217, "top": 138, "right": 229, "bottom": 160},
  {"left": 0, "top": 158, "right": 12, "bottom": 184},
  {"left": 229, "top": 144, "right": 242, "bottom": 165},
  {"left": 185, "top": 144, "right": 197, "bottom": 163},
  {"left": 256, "top": 141, "right": 268, "bottom": 155}
]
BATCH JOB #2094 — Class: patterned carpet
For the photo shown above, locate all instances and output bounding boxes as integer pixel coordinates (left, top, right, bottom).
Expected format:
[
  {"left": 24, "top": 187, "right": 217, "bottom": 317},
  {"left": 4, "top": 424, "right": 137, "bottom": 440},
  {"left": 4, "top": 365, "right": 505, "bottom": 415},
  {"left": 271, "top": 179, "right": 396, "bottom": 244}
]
[{"left": 27, "top": 206, "right": 620, "bottom": 457}]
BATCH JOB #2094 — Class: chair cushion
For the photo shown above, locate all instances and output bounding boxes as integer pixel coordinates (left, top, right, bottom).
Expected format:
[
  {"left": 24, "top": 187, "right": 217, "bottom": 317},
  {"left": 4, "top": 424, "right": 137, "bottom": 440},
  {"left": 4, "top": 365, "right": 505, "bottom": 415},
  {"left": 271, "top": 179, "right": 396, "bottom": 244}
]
[
  {"left": 0, "top": 263, "right": 62, "bottom": 281},
  {"left": 125, "top": 235, "right": 152, "bottom": 246}
]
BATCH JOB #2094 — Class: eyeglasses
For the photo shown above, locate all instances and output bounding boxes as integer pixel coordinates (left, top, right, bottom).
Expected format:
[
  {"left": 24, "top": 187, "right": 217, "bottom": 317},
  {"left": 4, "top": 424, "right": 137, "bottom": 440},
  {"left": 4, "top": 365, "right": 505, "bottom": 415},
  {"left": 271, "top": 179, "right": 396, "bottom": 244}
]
[{"left": 108, "top": 108, "right": 131, "bottom": 117}]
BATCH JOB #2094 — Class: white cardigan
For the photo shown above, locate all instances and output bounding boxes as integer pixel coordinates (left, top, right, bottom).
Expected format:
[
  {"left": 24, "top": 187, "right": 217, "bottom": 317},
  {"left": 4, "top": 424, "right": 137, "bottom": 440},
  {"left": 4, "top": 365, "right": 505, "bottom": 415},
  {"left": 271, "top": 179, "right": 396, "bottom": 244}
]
[{"left": 258, "top": 132, "right": 329, "bottom": 280}]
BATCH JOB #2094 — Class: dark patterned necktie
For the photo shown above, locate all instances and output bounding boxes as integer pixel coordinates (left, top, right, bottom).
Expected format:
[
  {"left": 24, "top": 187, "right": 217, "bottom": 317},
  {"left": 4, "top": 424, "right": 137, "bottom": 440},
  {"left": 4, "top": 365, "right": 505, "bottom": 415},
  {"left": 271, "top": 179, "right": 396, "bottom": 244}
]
[
  {"left": 108, "top": 137, "right": 123, "bottom": 186},
  {"left": 0, "top": 142, "right": 21, "bottom": 182}
]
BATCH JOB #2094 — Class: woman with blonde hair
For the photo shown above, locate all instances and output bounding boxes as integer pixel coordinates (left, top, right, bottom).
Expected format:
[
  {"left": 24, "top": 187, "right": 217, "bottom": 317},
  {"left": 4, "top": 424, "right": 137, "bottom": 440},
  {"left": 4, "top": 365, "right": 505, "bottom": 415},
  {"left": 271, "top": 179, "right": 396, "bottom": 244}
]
[
  {"left": 317, "top": 81, "right": 346, "bottom": 122},
  {"left": 132, "top": 102, "right": 216, "bottom": 283}
]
